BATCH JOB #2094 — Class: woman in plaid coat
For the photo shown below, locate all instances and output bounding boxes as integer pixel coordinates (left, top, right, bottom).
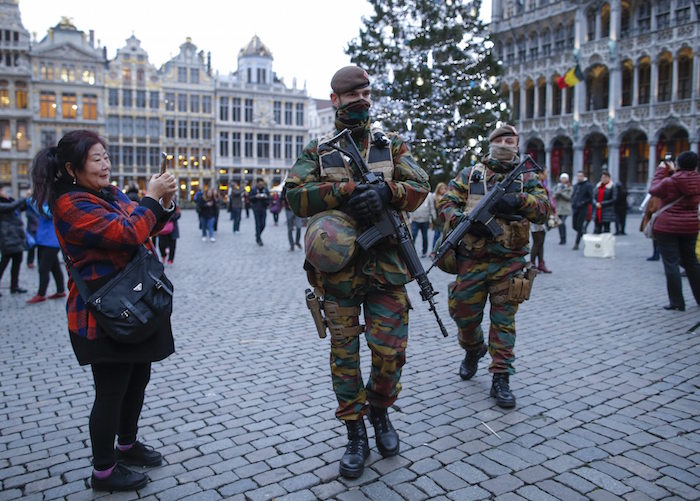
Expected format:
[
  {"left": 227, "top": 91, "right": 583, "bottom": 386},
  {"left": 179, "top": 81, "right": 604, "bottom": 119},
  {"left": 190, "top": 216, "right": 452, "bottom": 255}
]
[{"left": 31, "top": 130, "right": 178, "bottom": 492}]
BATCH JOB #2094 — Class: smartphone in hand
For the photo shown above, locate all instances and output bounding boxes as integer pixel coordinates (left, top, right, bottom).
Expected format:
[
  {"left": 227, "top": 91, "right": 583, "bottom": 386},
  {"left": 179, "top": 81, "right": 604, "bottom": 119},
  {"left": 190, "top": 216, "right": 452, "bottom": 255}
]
[{"left": 160, "top": 152, "right": 168, "bottom": 175}]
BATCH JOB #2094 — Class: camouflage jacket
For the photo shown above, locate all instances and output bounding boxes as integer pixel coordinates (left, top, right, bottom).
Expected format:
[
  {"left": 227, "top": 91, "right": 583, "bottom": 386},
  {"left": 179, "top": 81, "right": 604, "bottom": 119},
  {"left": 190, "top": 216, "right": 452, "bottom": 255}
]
[
  {"left": 286, "top": 129, "right": 430, "bottom": 285},
  {"left": 439, "top": 158, "right": 551, "bottom": 259}
]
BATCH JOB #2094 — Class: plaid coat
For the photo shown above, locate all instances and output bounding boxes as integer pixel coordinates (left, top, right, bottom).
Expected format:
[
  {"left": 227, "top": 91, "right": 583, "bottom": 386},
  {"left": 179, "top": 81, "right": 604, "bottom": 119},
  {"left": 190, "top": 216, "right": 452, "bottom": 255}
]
[{"left": 53, "top": 185, "right": 173, "bottom": 362}]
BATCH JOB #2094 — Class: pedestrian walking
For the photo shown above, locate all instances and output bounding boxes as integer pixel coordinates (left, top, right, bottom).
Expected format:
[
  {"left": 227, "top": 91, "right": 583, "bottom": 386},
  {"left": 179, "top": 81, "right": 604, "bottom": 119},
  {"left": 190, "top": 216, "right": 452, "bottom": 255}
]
[
  {"left": 26, "top": 201, "right": 66, "bottom": 304},
  {"left": 157, "top": 205, "right": 180, "bottom": 265},
  {"left": 0, "top": 184, "right": 28, "bottom": 295},
  {"left": 593, "top": 170, "right": 617, "bottom": 234},
  {"left": 530, "top": 170, "right": 555, "bottom": 273},
  {"left": 571, "top": 171, "right": 593, "bottom": 250},
  {"left": 614, "top": 181, "right": 628, "bottom": 235},
  {"left": 648, "top": 151, "right": 700, "bottom": 311},
  {"left": 281, "top": 185, "right": 303, "bottom": 251},
  {"left": 31, "top": 129, "right": 177, "bottom": 492},
  {"left": 286, "top": 65, "right": 430, "bottom": 478},
  {"left": 430, "top": 182, "right": 447, "bottom": 257},
  {"left": 410, "top": 190, "right": 432, "bottom": 257},
  {"left": 197, "top": 188, "right": 217, "bottom": 242},
  {"left": 250, "top": 177, "right": 270, "bottom": 246},
  {"left": 553, "top": 173, "right": 572, "bottom": 245},
  {"left": 269, "top": 191, "right": 282, "bottom": 225},
  {"left": 439, "top": 124, "right": 551, "bottom": 409},
  {"left": 228, "top": 183, "right": 243, "bottom": 233}
]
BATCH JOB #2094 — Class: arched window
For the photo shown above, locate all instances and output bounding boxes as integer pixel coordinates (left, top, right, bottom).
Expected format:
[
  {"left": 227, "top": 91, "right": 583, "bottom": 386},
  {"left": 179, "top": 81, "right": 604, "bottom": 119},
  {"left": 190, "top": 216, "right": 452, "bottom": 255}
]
[
  {"left": 554, "top": 24, "right": 565, "bottom": 52},
  {"left": 601, "top": 3, "right": 611, "bottom": 38},
  {"left": 620, "top": 1, "right": 631, "bottom": 37},
  {"left": 541, "top": 28, "right": 551, "bottom": 56},
  {"left": 621, "top": 60, "right": 633, "bottom": 106},
  {"left": 657, "top": 53, "right": 672, "bottom": 101},
  {"left": 677, "top": 49, "right": 693, "bottom": 99},
  {"left": 518, "top": 36, "right": 526, "bottom": 62},
  {"left": 586, "top": 9, "right": 596, "bottom": 41},
  {"left": 637, "top": 57, "right": 651, "bottom": 104},
  {"left": 529, "top": 32, "right": 538, "bottom": 59},
  {"left": 637, "top": 1, "right": 651, "bottom": 31}
]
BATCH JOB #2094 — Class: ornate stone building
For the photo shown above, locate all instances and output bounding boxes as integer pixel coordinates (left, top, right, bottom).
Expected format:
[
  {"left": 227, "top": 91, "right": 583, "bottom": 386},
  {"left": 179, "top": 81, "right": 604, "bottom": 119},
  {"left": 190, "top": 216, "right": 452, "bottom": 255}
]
[
  {"left": 30, "top": 17, "right": 107, "bottom": 166},
  {"left": 160, "top": 38, "right": 215, "bottom": 202},
  {"left": 491, "top": 0, "right": 699, "bottom": 198},
  {"left": 215, "top": 35, "right": 308, "bottom": 192},
  {"left": 0, "top": 0, "right": 32, "bottom": 193},
  {"left": 104, "top": 35, "right": 162, "bottom": 190}
]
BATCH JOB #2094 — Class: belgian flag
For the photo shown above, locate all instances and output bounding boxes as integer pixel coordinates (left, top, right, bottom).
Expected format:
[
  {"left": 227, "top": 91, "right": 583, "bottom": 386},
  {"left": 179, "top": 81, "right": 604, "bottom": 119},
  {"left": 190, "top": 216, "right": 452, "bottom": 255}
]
[{"left": 557, "top": 65, "right": 584, "bottom": 90}]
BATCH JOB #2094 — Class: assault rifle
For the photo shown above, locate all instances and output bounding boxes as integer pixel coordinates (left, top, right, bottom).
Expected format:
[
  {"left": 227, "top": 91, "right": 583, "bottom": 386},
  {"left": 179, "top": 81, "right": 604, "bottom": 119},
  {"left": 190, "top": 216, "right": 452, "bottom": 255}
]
[
  {"left": 428, "top": 154, "right": 543, "bottom": 273},
  {"left": 320, "top": 128, "right": 449, "bottom": 338}
]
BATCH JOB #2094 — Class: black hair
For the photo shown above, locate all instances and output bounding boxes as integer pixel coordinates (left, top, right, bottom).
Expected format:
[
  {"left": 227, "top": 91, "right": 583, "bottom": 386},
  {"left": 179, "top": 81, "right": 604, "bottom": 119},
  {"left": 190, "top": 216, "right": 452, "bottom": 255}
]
[
  {"left": 601, "top": 170, "right": 610, "bottom": 177},
  {"left": 31, "top": 129, "right": 106, "bottom": 215},
  {"left": 676, "top": 151, "right": 699, "bottom": 171}
]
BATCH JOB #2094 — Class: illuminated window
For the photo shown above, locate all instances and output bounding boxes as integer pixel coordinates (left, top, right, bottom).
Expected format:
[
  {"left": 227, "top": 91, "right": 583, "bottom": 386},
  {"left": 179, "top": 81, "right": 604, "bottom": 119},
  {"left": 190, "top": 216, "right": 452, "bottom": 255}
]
[
  {"left": 0, "top": 121, "right": 11, "bottom": 150},
  {"left": 16, "top": 120, "right": 28, "bottom": 151},
  {"left": 83, "top": 95, "right": 97, "bottom": 120},
  {"left": 0, "top": 80, "right": 8, "bottom": 108},
  {"left": 40, "top": 92, "right": 56, "bottom": 118},
  {"left": 82, "top": 69, "right": 95, "bottom": 85},
  {"left": 0, "top": 161, "right": 10, "bottom": 180},
  {"left": 62, "top": 94, "right": 77, "bottom": 119},
  {"left": 122, "top": 68, "right": 131, "bottom": 84}
]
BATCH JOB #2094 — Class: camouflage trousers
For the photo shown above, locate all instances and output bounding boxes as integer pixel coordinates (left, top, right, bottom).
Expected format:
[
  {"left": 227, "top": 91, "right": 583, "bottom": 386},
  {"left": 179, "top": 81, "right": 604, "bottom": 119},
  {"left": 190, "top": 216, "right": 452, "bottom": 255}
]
[
  {"left": 321, "top": 277, "right": 410, "bottom": 421},
  {"left": 448, "top": 255, "right": 525, "bottom": 375}
]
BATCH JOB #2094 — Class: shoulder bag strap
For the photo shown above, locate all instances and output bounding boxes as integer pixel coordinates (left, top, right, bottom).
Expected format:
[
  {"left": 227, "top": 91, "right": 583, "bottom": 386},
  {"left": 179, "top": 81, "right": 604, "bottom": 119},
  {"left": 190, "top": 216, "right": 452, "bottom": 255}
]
[
  {"left": 66, "top": 258, "right": 92, "bottom": 303},
  {"left": 656, "top": 196, "right": 684, "bottom": 216}
]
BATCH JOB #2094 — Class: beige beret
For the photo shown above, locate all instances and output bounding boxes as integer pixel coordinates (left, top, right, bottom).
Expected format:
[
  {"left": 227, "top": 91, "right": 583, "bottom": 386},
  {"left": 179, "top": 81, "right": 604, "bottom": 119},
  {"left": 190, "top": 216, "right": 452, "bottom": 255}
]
[
  {"left": 489, "top": 124, "right": 519, "bottom": 142},
  {"left": 331, "top": 66, "right": 370, "bottom": 95}
]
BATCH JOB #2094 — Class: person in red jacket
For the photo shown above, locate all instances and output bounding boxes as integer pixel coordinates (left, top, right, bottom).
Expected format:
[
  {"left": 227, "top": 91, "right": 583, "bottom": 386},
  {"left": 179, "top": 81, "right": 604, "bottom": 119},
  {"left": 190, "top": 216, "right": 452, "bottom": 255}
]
[{"left": 648, "top": 151, "right": 700, "bottom": 311}]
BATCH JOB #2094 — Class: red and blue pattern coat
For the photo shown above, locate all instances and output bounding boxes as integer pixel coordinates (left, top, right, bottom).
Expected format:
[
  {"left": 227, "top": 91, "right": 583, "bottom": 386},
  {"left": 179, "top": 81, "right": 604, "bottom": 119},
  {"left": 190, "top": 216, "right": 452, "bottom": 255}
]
[{"left": 53, "top": 185, "right": 171, "bottom": 341}]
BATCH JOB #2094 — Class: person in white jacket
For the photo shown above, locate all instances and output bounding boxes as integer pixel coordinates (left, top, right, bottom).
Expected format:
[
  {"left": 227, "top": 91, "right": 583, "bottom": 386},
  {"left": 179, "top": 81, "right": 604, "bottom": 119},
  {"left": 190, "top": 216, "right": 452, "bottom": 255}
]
[{"left": 410, "top": 191, "right": 433, "bottom": 257}]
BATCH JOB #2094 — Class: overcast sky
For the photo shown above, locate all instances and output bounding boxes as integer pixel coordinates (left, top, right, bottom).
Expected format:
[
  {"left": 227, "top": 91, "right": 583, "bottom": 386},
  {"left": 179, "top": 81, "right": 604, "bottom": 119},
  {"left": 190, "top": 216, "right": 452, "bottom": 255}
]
[{"left": 19, "top": 0, "right": 491, "bottom": 100}]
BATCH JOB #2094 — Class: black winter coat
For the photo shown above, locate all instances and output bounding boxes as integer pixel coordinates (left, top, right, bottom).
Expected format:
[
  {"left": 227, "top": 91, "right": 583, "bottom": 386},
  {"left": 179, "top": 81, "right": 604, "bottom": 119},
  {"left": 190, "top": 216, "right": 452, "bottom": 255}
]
[
  {"left": 0, "top": 196, "right": 27, "bottom": 254},
  {"left": 571, "top": 180, "right": 593, "bottom": 211}
]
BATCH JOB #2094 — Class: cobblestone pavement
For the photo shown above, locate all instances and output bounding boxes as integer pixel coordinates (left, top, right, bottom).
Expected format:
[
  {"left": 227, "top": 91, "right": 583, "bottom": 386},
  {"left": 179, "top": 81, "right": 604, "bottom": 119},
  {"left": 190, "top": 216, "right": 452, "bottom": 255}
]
[{"left": 1, "top": 210, "right": 699, "bottom": 501}]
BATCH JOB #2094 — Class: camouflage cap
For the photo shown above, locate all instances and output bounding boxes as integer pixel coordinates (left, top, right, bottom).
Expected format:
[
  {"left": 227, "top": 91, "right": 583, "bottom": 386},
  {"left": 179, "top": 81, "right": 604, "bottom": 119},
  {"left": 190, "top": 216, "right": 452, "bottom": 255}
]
[
  {"left": 331, "top": 66, "right": 370, "bottom": 95},
  {"left": 305, "top": 210, "right": 358, "bottom": 273},
  {"left": 488, "top": 124, "right": 519, "bottom": 142}
]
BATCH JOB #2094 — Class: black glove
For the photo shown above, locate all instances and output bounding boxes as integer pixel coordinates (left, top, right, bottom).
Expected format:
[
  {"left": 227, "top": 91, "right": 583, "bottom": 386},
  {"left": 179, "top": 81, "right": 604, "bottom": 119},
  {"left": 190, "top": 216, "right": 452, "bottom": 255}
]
[
  {"left": 347, "top": 184, "right": 384, "bottom": 226},
  {"left": 494, "top": 193, "right": 522, "bottom": 215},
  {"left": 467, "top": 222, "right": 492, "bottom": 238}
]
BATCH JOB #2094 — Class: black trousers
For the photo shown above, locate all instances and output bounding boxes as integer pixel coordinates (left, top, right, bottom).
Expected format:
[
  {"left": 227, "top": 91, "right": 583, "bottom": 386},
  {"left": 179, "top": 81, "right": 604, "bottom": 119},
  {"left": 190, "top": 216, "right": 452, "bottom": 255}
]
[
  {"left": 656, "top": 233, "right": 700, "bottom": 308},
  {"left": 37, "top": 246, "right": 64, "bottom": 296},
  {"left": 594, "top": 221, "right": 611, "bottom": 234},
  {"left": 614, "top": 208, "right": 627, "bottom": 234},
  {"left": 0, "top": 251, "right": 22, "bottom": 290},
  {"left": 253, "top": 209, "right": 267, "bottom": 241},
  {"left": 90, "top": 363, "right": 151, "bottom": 470},
  {"left": 158, "top": 235, "right": 177, "bottom": 262},
  {"left": 531, "top": 231, "right": 546, "bottom": 265},
  {"left": 572, "top": 209, "right": 588, "bottom": 245},
  {"left": 557, "top": 215, "right": 568, "bottom": 243}
]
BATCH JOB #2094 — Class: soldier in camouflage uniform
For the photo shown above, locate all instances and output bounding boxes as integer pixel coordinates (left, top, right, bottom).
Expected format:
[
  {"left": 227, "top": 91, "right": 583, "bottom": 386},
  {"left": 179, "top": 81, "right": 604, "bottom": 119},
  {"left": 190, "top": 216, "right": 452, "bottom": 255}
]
[
  {"left": 438, "top": 125, "right": 551, "bottom": 408},
  {"left": 286, "top": 66, "right": 430, "bottom": 478}
]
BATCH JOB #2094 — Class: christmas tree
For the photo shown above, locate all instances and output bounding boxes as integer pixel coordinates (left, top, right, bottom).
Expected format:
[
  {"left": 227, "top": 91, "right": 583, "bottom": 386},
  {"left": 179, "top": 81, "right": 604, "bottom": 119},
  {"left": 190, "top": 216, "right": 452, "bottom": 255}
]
[{"left": 346, "top": 0, "right": 506, "bottom": 181}]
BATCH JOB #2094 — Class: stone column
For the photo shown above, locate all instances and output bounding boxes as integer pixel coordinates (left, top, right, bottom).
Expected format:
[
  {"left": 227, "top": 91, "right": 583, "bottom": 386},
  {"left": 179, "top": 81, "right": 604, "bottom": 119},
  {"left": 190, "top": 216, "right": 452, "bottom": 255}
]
[
  {"left": 647, "top": 141, "right": 656, "bottom": 187},
  {"left": 573, "top": 144, "right": 584, "bottom": 174},
  {"left": 595, "top": 9, "right": 602, "bottom": 40},
  {"left": 632, "top": 62, "right": 639, "bottom": 106},
  {"left": 649, "top": 57, "right": 658, "bottom": 118},
  {"left": 671, "top": 55, "right": 679, "bottom": 101},
  {"left": 545, "top": 146, "right": 553, "bottom": 180},
  {"left": 608, "top": 142, "right": 620, "bottom": 182},
  {"left": 534, "top": 82, "right": 540, "bottom": 119},
  {"left": 520, "top": 84, "right": 526, "bottom": 125},
  {"left": 690, "top": 138, "right": 698, "bottom": 154}
]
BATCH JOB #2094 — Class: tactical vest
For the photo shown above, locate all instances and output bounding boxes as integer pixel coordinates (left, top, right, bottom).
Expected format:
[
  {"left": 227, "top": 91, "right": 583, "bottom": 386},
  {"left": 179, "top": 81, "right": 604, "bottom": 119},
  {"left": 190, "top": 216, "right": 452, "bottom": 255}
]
[
  {"left": 462, "top": 163, "right": 530, "bottom": 251},
  {"left": 318, "top": 131, "right": 393, "bottom": 183}
]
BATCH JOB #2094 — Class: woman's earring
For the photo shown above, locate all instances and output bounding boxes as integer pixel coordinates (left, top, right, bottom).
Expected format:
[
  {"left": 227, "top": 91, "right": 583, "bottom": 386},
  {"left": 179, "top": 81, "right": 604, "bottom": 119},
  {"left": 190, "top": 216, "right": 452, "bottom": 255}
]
[{"left": 73, "top": 176, "right": 77, "bottom": 185}]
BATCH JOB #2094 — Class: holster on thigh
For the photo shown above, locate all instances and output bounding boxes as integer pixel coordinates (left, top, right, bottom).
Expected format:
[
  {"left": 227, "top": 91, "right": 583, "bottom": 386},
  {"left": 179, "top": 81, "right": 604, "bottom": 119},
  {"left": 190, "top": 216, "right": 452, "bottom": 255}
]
[{"left": 324, "top": 301, "right": 364, "bottom": 339}]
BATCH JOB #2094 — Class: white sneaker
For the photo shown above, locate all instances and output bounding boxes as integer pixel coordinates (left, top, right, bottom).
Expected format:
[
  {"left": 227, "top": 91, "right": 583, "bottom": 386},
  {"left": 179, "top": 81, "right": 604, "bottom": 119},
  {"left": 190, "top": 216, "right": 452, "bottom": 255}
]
[
  {"left": 210, "top": 237, "right": 216, "bottom": 242},
  {"left": 202, "top": 237, "right": 207, "bottom": 242}
]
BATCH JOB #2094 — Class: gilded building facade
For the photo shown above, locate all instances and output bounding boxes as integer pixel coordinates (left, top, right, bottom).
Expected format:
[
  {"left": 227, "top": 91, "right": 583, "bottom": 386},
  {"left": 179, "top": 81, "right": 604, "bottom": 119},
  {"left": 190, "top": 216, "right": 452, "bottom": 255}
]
[
  {"left": 104, "top": 35, "right": 162, "bottom": 190},
  {"left": 0, "top": 0, "right": 30, "bottom": 193},
  {"left": 491, "top": 0, "right": 699, "bottom": 199},
  {"left": 215, "top": 35, "right": 308, "bottom": 192}
]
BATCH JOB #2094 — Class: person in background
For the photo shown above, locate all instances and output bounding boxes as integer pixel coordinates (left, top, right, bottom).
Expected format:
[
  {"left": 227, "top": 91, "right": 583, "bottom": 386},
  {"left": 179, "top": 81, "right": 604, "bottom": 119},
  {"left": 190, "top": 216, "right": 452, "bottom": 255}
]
[
  {"left": 157, "top": 204, "right": 180, "bottom": 265},
  {"left": 26, "top": 200, "right": 66, "bottom": 304},
  {"left": 553, "top": 173, "right": 572, "bottom": 245},
  {"left": 25, "top": 189, "right": 39, "bottom": 269},
  {"left": 250, "top": 177, "right": 270, "bottom": 246},
  {"left": 30, "top": 129, "right": 177, "bottom": 491},
  {"left": 429, "top": 182, "right": 447, "bottom": 257},
  {"left": 648, "top": 151, "right": 700, "bottom": 311},
  {"left": 244, "top": 190, "right": 251, "bottom": 219},
  {"left": 593, "top": 170, "right": 617, "bottom": 234},
  {"left": 571, "top": 171, "right": 593, "bottom": 250},
  {"left": 281, "top": 185, "right": 303, "bottom": 251},
  {"left": 197, "top": 188, "right": 217, "bottom": 242},
  {"left": 614, "top": 180, "right": 628, "bottom": 235},
  {"left": 269, "top": 191, "right": 282, "bottom": 225},
  {"left": 639, "top": 193, "right": 661, "bottom": 261},
  {"left": 410, "top": 189, "right": 432, "bottom": 258},
  {"left": 228, "top": 183, "right": 243, "bottom": 233},
  {"left": 0, "top": 184, "right": 27, "bottom": 295},
  {"left": 125, "top": 183, "right": 140, "bottom": 203},
  {"left": 530, "top": 169, "right": 554, "bottom": 273}
]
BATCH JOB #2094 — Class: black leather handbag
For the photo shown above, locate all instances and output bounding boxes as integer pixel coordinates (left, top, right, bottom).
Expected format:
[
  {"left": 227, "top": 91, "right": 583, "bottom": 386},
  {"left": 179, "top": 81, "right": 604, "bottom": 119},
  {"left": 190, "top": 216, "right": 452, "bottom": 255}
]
[{"left": 68, "top": 246, "right": 173, "bottom": 344}]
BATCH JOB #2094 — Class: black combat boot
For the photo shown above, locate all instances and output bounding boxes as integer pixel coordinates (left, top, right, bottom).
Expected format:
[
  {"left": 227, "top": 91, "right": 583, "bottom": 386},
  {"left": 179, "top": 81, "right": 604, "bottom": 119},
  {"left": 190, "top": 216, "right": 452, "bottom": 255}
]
[
  {"left": 459, "top": 344, "right": 488, "bottom": 380},
  {"left": 91, "top": 463, "right": 148, "bottom": 492},
  {"left": 339, "top": 419, "right": 370, "bottom": 478},
  {"left": 368, "top": 406, "right": 399, "bottom": 457},
  {"left": 490, "top": 373, "right": 516, "bottom": 408}
]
